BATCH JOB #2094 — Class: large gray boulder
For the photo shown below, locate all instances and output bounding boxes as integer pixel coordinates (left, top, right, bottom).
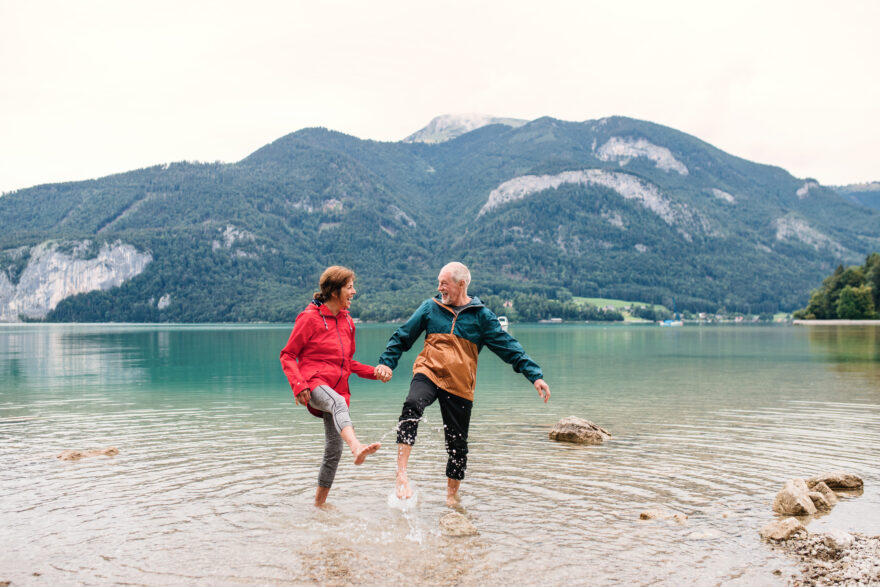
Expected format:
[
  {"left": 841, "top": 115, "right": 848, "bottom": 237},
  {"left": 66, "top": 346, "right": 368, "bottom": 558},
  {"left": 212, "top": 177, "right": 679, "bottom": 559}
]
[
  {"left": 807, "top": 472, "right": 863, "bottom": 490},
  {"left": 549, "top": 416, "right": 612, "bottom": 445},
  {"left": 772, "top": 478, "right": 817, "bottom": 515}
]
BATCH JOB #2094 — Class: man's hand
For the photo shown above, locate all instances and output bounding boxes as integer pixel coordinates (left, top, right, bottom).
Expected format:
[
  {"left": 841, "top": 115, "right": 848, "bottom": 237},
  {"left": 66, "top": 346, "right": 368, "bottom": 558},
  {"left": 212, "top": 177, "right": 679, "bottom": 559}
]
[
  {"left": 375, "top": 364, "right": 393, "bottom": 382},
  {"left": 534, "top": 379, "right": 550, "bottom": 403},
  {"left": 295, "top": 388, "right": 311, "bottom": 406}
]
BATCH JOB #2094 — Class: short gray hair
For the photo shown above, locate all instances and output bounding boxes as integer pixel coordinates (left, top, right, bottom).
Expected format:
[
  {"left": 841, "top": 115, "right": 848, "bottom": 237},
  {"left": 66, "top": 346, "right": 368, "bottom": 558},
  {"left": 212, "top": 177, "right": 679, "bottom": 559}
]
[{"left": 440, "top": 262, "right": 471, "bottom": 287}]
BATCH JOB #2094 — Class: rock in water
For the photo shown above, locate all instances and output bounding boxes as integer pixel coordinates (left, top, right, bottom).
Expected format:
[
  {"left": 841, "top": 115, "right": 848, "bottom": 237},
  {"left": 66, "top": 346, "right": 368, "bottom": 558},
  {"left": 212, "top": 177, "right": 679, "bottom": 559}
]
[
  {"left": 807, "top": 491, "right": 832, "bottom": 511},
  {"left": 548, "top": 416, "right": 612, "bottom": 445},
  {"left": 772, "top": 478, "right": 818, "bottom": 516},
  {"left": 439, "top": 512, "right": 478, "bottom": 537},
  {"left": 760, "top": 517, "right": 807, "bottom": 541},
  {"left": 807, "top": 472, "right": 864, "bottom": 490},
  {"left": 810, "top": 481, "right": 838, "bottom": 506},
  {"left": 57, "top": 447, "right": 119, "bottom": 461},
  {"left": 639, "top": 509, "right": 688, "bottom": 524}
]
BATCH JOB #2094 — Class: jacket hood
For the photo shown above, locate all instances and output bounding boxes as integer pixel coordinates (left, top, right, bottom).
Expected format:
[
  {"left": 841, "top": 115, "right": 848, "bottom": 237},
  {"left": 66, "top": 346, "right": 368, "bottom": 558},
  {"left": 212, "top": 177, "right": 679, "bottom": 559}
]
[{"left": 305, "top": 298, "right": 354, "bottom": 330}]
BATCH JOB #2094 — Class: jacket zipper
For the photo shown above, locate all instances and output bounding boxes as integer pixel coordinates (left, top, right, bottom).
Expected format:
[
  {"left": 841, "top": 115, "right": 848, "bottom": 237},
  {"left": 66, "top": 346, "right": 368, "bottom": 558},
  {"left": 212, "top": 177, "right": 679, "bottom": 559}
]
[{"left": 332, "top": 313, "right": 346, "bottom": 389}]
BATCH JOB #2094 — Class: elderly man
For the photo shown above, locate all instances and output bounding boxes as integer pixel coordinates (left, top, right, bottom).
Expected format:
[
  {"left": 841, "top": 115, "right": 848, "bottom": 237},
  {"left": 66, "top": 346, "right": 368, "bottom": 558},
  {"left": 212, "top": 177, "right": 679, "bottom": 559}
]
[{"left": 375, "top": 262, "right": 550, "bottom": 505}]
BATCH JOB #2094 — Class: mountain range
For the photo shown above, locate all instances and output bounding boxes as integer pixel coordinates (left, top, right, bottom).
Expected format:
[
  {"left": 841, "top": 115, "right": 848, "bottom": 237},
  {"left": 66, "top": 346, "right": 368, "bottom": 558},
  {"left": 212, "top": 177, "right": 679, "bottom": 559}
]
[{"left": 0, "top": 114, "right": 877, "bottom": 322}]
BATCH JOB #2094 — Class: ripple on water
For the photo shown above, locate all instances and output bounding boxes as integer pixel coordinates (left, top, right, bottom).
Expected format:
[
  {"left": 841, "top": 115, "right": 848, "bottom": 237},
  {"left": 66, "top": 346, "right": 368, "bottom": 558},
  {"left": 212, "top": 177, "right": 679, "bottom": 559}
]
[{"left": 2, "top": 325, "right": 880, "bottom": 585}]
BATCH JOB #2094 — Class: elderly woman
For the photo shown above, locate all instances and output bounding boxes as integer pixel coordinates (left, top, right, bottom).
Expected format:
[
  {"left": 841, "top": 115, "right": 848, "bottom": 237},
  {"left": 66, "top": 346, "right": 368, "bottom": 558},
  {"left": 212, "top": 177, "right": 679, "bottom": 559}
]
[{"left": 280, "top": 266, "right": 388, "bottom": 506}]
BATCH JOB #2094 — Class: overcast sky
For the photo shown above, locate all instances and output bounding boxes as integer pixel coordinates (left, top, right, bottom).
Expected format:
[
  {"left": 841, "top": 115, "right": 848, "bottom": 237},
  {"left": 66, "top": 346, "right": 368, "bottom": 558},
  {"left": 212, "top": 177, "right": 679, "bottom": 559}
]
[{"left": 2, "top": 0, "right": 877, "bottom": 194}]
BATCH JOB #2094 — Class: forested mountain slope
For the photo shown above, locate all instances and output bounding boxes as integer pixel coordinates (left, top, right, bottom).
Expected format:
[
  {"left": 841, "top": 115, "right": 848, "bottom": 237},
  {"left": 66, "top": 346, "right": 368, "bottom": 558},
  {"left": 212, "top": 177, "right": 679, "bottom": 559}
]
[{"left": 0, "top": 116, "right": 876, "bottom": 322}]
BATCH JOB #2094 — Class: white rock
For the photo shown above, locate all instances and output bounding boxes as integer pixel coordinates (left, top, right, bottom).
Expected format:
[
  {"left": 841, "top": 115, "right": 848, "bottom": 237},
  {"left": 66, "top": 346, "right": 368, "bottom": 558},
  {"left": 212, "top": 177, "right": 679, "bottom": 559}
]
[
  {"left": 596, "top": 137, "right": 689, "bottom": 175},
  {"left": 821, "top": 529, "right": 855, "bottom": 550},
  {"left": 478, "top": 169, "right": 682, "bottom": 226}
]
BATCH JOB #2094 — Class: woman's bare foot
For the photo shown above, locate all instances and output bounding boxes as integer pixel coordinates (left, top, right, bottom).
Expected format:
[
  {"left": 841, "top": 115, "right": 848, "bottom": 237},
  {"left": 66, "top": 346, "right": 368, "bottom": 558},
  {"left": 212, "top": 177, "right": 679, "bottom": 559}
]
[
  {"left": 396, "top": 473, "right": 413, "bottom": 499},
  {"left": 352, "top": 442, "right": 380, "bottom": 465},
  {"left": 315, "top": 486, "right": 331, "bottom": 508}
]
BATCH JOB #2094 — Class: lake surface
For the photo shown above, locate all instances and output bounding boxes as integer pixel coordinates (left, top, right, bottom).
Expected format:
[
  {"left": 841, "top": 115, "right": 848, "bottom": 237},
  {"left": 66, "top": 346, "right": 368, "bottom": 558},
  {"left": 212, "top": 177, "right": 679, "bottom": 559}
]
[{"left": 1, "top": 323, "right": 879, "bottom": 585}]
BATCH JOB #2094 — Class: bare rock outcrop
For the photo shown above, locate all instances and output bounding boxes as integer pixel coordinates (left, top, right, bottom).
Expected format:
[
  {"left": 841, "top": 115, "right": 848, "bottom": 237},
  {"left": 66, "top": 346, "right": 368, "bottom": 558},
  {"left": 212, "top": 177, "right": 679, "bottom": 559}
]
[
  {"left": 549, "top": 416, "right": 611, "bottom": 445},
  {"left": 56, "top": 447, "right": 119, "bottom": 461}
]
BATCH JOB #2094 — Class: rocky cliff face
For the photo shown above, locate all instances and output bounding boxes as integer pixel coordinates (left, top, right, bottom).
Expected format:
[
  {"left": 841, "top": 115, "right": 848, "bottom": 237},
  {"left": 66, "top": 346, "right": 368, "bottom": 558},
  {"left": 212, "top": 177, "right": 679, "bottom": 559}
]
[{"left": 0, "top": 241, "right": 151, "bottom": 321}]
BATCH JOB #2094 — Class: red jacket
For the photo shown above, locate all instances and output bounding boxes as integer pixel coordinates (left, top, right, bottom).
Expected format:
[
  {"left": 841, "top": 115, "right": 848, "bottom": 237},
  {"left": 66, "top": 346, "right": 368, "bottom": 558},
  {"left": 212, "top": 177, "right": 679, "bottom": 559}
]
[{"left": 280, "top": 300, "right": 377, "bottom": 418}]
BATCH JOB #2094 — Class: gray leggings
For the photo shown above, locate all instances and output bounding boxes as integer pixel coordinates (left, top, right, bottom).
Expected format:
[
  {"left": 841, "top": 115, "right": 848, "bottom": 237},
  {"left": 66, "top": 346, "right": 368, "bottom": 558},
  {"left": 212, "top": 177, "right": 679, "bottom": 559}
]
[{"left": 308, "top": 385, "right": 353, "bottom": 488}]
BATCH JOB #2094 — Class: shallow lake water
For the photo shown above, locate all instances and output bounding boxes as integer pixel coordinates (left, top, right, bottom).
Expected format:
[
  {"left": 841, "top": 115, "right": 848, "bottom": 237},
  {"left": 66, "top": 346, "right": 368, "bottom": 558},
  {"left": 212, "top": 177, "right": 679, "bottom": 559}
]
[{"left": 1, "top": 323, "right": 878, "bottom": 585}]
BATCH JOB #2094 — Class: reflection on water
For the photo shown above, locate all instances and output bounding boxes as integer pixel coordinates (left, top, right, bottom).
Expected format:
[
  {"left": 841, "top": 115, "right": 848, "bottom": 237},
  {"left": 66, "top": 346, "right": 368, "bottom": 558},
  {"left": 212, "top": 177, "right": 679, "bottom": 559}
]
[
  {"left": 1, "top": 324, "right": 878, "bottom": 585},
  {"left": 806, "top": 325, "right": 880, "bottom": 386}
]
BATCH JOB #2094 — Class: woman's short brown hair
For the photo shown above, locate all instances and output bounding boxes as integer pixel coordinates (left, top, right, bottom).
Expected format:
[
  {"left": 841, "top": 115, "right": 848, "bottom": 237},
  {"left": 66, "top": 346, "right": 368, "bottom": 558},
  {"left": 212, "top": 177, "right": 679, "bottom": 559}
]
[{"left": 314, "top": 266, "right": 355, "bottom": 303}]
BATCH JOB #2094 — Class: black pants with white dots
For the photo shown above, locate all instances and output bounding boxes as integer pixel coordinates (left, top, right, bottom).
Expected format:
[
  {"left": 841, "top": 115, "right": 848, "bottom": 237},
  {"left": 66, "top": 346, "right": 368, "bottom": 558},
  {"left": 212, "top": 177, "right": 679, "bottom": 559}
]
[{"left": 396, "top": 373, "right": 473, "bottom": 481}]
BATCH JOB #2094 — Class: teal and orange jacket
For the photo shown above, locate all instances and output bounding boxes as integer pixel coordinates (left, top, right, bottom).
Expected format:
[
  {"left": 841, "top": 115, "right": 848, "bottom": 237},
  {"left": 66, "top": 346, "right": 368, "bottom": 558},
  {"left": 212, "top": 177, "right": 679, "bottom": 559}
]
[{"left": 378, "top": 294, "right": 543, "bottom": 402}]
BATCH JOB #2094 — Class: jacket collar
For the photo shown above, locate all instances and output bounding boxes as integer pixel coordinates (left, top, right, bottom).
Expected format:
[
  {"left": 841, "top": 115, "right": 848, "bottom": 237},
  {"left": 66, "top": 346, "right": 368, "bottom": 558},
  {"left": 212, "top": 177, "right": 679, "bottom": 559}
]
[
  {"left": 433, "top": 293, "right": 484, "bottom": 310},
  {"left": 310, "top": 299, "right": 349, "bottom": 318}
]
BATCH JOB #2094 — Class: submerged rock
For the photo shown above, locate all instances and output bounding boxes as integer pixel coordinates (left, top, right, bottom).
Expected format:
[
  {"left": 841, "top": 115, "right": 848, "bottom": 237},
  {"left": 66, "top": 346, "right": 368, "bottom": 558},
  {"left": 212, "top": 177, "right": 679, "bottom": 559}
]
[
  {"left": 548, "top": 416, "right": 611, "bottom": 445},
  {"left": 639, "top": 509, "right": 688, "bottom": 524},
  {"left": 56, "top": 447, "right": 119, "bottom": 461},
  {"left": 807, "top": 472, "right": 864, "bottom": 490},
  {"left": 772, "top": 478, "right": 817, "bottom": 516},
  {"left": 760, "top": 517, "right": 807, "bottom": 541},
  {"left": 439, "top": 512, "right": 478, "bottom": 537}
]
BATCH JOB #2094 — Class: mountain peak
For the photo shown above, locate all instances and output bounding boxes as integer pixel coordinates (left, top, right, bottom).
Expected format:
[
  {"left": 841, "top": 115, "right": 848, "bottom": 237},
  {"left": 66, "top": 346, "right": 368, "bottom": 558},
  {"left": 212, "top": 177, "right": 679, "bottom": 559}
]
[{"left": 403, "top": 114, "right": 528, "bottom": 143}]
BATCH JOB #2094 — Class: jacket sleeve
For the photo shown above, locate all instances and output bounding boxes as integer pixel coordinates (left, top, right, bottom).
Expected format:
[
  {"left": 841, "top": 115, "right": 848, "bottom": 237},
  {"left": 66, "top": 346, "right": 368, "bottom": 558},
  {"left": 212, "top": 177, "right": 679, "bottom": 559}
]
[
  {"left": 480, "top": 309, "right": 544, "bottom": 383},
  {"left": 378, "top": 300, "right": 429, "bottom": 369},
  {"left": 348, "top": 322, "right": 378, "bottom": 380},
  {"left": 352, "top": 360, "right": 378, "bottom": 380},
  {"left": 279, "top": 314, "right": 312, "bottom": 396}
]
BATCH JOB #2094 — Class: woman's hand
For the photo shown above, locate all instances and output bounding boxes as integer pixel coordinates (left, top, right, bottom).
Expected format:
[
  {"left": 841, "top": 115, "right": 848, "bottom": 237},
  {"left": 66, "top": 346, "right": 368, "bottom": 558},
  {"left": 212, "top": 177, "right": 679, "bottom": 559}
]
[
  {"left": 375, "top": 364, "right": 392, "bottom": 382},
  {"left": 295, "top": 388, "right": 311, "bottom": 406}
]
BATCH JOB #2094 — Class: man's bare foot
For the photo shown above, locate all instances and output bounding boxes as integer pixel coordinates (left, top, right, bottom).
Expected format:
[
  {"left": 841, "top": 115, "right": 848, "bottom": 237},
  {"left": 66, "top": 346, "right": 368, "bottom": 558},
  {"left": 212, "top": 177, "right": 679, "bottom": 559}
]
[
  {"left": 395, "top": 473, "right": 413, "bottom": 499},
  {"left": 446, "top": 478, "right": 461, "bottom": 507},
  {"left": 353, "top": 442, "right": 380, "bottom": 465}
]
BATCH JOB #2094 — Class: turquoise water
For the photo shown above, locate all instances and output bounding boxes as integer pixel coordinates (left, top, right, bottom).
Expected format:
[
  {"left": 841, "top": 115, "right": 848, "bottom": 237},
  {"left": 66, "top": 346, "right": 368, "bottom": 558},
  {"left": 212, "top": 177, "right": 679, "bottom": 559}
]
[{"left": 1, "top": 323, "right": 879, "bottom": 585}]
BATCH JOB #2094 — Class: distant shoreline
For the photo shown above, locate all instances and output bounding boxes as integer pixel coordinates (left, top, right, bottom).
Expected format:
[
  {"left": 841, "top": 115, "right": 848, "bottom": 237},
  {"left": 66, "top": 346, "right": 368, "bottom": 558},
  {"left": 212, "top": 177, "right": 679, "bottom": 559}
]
[{"left": 793, "top": 319, "right": 880, "bottom": 326}]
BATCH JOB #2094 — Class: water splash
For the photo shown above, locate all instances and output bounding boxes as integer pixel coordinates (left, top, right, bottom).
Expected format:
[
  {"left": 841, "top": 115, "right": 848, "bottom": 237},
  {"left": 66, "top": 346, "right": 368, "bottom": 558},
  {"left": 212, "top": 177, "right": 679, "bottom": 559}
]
[
  {"left": 377, "top": 416, "right": 428, "bottom": 444},
  {"left": 386, "top": 485, "right": 419, "bottom": 512}
]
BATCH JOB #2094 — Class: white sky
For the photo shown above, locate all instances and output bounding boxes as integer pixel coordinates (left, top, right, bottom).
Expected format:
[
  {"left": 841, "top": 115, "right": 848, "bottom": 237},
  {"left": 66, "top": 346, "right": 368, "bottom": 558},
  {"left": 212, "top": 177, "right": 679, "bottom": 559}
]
[{"left": 1, "top": 0, "right": 878, "bottom": 194}]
